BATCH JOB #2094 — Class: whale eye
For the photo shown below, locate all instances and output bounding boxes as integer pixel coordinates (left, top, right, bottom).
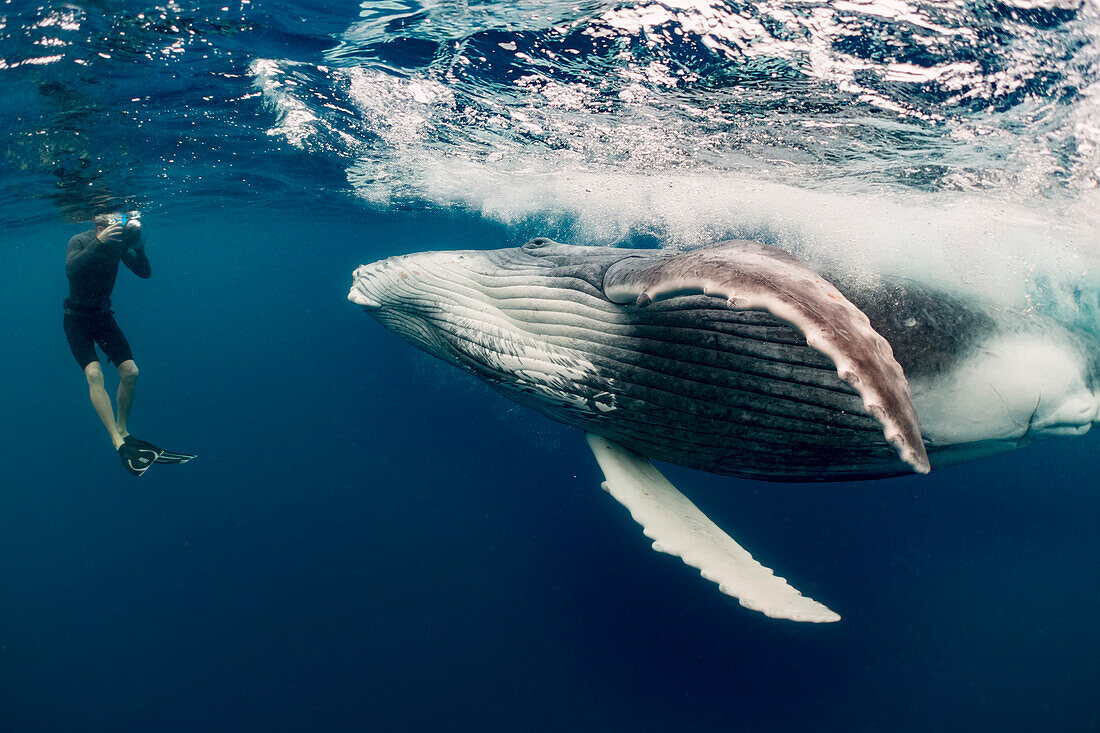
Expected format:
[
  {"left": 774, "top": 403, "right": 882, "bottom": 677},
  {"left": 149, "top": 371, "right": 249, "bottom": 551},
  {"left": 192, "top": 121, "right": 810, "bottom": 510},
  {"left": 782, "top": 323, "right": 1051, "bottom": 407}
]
[{"left": 523, "top": 238, "right": 553, "bottom": 251}]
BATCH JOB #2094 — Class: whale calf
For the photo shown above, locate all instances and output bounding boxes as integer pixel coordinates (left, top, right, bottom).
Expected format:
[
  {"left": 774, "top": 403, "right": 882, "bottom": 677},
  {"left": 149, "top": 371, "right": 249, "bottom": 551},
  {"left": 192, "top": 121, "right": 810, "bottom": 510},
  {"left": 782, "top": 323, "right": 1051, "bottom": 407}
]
[{"left": 349, "top": 239, "right": 1099, "bottom": 622}]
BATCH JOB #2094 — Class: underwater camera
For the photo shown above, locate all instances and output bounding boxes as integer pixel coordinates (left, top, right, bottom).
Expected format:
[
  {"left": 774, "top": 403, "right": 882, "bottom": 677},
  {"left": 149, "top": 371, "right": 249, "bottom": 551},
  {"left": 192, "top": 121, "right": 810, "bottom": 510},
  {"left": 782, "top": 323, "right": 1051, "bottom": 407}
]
[
  {"left": 121, "top": 212, "right": 142, "bottom": 247},
  {"left": 95, "top": 210, "right": 143, "bottom": 246},
  {"left": 94, "top": 210, "right": 141, "bottom": 226}
]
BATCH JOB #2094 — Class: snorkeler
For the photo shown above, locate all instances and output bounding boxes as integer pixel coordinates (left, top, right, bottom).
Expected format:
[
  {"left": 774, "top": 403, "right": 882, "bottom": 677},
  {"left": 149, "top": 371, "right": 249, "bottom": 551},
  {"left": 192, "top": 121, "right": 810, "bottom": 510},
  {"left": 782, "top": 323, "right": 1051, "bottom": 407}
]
[{"left": 63, "top": 212, "right": 194, "bottom": 476}]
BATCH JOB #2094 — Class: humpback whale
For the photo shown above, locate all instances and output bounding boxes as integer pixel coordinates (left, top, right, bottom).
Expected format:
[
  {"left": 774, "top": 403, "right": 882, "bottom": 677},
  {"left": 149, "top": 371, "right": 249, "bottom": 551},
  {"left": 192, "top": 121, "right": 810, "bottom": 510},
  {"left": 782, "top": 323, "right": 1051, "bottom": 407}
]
[{"left": 349, "top": 239, "right": 1099, "bottom": 622}]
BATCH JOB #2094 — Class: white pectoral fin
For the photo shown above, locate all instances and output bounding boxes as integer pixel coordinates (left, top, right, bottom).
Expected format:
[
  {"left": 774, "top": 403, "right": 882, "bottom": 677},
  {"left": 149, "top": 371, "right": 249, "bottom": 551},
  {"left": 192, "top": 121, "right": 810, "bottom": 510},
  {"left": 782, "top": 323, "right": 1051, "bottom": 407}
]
[
  {"left": 586, "top": 434, "right": 840, "bottom": 623},
  {"left": 602, "top": 242, "right": 930, "bottom": 474}
]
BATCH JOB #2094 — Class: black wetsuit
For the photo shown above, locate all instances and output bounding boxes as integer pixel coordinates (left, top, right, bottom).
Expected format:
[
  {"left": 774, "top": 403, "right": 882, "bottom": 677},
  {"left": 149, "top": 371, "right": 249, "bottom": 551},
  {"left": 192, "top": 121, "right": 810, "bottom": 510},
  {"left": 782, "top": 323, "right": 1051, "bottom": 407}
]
[{"left": 63, "top": 228, "right": 151, "bottom": 369}]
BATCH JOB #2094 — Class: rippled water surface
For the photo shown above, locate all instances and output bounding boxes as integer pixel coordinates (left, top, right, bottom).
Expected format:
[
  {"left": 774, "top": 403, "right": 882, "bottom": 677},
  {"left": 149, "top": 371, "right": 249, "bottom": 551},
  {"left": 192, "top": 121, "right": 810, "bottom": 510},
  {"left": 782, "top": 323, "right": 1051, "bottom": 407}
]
[
  {"left": 6, "top": 1, "right": 1100, "bottom": 203},
  {"left": 2, "top": 2, "right": 1100, "bottom": 731}
]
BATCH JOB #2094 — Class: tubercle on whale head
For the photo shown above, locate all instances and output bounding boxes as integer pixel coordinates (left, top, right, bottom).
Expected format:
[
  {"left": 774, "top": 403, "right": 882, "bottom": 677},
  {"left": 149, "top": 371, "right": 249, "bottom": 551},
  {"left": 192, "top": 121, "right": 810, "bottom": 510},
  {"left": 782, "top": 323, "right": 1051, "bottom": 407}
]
[
  {"left": 347, "top": 251, "right": 494, "bottom": 365},
  {"left": 348, "top": 264, "right": 382, "bottom": 309},
  {"left": 348, "top": 254, "right": 437, "bottom": 311},
  {"left": 347, "top": 254, "right": 459, "bottom": 363}
]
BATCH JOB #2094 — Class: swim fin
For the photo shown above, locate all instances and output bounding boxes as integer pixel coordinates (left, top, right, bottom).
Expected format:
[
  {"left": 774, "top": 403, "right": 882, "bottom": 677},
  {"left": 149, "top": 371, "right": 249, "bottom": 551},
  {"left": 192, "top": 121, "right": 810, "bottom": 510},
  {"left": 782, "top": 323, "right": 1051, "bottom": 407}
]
[
  {"left": 119, "top": 435, "right": 197, "bottom": 476},
  {"left": 118, "top": 441, "right": 158, "bottom": 477}
]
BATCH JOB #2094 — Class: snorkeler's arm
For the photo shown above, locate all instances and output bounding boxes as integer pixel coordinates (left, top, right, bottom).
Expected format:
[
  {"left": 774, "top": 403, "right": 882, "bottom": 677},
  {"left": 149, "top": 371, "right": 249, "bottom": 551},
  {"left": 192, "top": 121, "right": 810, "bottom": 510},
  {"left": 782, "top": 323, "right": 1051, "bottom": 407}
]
[
  {"left": 122, "top": 243, "right": 151, "bottom": 279},
  {"left": 65, "top": 232, "right": 108, "bottom": 277}
]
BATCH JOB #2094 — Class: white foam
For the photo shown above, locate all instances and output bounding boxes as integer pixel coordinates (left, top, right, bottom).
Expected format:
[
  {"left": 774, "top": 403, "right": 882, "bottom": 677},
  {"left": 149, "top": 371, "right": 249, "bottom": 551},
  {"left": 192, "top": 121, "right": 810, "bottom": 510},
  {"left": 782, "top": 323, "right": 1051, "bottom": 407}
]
[
  {"left": 327, "top": 64, "right": 1100, "bottom": 324},
  {"left": 352, "top": 151, "right": 1099, "bottom": 312},
  {"left": 255, "top": 3, "right": 1100, "bottom": 327},
  {"left": 250, "top": 59, "right": 320, "bottom": 146}
]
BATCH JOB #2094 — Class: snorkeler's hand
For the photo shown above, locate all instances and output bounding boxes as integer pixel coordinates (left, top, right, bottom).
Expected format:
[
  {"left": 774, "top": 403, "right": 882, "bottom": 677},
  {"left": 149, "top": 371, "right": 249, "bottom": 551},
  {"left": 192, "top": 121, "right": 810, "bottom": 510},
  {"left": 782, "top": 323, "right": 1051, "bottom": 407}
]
[{"left": 96, "top": 222, "right": 123, "bottom": 245}]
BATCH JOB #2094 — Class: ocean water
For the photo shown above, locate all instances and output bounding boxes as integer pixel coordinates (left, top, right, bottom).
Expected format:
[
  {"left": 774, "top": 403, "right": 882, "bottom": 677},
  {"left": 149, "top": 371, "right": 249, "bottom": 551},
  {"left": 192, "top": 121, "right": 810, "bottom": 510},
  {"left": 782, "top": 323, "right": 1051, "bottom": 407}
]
[{"left": 2, "top": 0, "right": 1100, "bottom": 730}]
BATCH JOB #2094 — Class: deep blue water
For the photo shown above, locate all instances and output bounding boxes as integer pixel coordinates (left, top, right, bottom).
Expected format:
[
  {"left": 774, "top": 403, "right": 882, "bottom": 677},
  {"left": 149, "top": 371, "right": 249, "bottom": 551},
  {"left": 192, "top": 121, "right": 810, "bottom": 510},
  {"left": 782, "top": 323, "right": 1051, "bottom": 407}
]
[{"left": 3, "top": 1, "right": 1100, "bottom": 731}]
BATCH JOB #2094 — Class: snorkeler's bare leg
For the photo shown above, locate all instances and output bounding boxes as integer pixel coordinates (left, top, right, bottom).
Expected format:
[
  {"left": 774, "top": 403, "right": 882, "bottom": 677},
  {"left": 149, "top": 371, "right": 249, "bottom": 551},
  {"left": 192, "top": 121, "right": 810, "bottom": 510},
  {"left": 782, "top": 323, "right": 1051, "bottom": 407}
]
[
  {"left": 115, "top": 359, "right": 139, "bottom": 440},
  {"left": 85, "top": 361, "right": 125, "bottom": 449}
]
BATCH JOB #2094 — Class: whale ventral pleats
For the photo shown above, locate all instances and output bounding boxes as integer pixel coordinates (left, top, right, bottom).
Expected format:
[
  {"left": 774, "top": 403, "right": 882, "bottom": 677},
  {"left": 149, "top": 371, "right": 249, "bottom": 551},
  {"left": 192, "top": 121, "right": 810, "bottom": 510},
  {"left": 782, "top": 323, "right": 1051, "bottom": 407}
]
[{"left": 602, "top": 241, "right": 931, "bottom": 474}]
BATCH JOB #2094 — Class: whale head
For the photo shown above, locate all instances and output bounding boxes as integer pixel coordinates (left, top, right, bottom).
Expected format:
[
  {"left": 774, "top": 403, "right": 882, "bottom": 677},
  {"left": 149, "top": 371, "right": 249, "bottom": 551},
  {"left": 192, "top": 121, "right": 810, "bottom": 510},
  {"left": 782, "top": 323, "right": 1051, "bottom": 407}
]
[
  {"left": 348, "top": 250, "right": 488, "bottom": 364},
  {"left": 348, "top": 245, "right": 607, "bottom": 389}
]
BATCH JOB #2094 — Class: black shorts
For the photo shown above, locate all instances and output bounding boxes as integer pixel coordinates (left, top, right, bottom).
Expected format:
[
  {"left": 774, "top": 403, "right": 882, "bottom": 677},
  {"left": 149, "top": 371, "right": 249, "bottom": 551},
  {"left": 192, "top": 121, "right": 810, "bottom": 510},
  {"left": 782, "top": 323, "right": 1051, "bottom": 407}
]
[{"left": 63, "top": 310, "right": 134, "bottom": 369}]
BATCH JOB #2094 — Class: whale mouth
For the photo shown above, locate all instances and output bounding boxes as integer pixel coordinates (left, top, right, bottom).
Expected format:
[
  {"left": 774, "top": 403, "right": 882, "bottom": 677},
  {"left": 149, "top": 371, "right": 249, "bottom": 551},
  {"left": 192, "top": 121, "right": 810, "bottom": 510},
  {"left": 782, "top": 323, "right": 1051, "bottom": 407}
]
[{"left": 348, "top": 286, "right": 381, "bottom": 310}]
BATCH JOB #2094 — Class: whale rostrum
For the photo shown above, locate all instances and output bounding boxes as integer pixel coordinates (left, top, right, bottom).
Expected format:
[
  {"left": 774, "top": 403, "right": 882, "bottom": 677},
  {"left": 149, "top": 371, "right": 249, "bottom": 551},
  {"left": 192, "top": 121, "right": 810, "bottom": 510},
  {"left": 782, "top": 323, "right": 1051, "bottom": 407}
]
[{"left": 349, "top": 239, "right": 1099, "bottom": 622}]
